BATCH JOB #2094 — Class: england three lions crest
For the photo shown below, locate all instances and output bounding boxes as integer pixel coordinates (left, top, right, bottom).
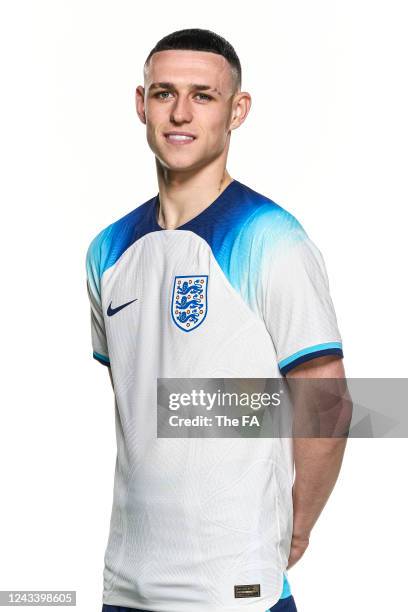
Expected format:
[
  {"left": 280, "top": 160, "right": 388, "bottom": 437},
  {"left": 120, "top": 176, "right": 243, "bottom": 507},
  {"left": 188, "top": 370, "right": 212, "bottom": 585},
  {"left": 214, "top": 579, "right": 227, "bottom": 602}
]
[{"left": 171, "top": 275, "right": 208, "bottom": 332}]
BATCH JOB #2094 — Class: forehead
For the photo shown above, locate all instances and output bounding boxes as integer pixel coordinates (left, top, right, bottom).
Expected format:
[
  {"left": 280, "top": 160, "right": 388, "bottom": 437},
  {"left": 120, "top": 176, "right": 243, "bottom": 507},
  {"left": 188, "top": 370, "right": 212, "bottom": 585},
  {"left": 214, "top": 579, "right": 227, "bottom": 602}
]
[{"left": 145, "top": 49, "right": 234, "bottom": 90}]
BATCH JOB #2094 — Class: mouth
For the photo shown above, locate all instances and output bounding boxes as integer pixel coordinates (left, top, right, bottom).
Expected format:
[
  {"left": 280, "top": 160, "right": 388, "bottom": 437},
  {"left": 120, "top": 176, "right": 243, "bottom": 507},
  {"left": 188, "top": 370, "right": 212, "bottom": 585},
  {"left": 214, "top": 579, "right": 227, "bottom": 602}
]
[{"left": 163, "top": 131, "right": 196, "bottom": 145}]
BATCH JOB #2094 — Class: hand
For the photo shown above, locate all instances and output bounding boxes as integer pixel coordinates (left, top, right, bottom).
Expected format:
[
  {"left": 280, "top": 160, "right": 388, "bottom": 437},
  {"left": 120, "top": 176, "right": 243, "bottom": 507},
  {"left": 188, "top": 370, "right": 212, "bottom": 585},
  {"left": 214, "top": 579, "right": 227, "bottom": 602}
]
[{"left": 286, "top": 532, "right": 310, "bottom": 570}]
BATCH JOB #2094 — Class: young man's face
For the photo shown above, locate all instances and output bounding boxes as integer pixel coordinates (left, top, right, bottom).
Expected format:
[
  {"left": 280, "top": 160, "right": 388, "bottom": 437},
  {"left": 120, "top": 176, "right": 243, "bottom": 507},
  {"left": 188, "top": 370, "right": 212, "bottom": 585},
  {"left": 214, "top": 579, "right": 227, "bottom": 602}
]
[{"left": 136, "top": 50, "right": 246, "bottom": 173}]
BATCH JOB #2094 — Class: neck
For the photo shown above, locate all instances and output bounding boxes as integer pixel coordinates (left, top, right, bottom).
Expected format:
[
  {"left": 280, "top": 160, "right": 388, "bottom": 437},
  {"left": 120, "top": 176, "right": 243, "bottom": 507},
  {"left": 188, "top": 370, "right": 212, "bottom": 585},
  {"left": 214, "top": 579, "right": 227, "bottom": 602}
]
[{"left": 155, "top": 162, "right": 233, "bottom": 230}]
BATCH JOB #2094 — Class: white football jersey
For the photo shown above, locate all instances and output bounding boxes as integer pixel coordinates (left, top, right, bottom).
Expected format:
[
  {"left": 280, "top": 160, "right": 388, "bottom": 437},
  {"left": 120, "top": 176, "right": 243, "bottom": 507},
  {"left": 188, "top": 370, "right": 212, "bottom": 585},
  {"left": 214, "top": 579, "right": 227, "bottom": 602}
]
[{"left": 86, "top": 179, "right": 343, "bottom": 612}]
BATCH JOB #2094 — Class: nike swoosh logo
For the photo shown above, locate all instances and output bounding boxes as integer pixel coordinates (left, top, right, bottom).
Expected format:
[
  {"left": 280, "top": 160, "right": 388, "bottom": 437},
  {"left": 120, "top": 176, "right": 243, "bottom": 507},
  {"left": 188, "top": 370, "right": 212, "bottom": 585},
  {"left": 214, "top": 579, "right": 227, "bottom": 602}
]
[{"left": 107, "top": 298, "right": 138, "bottom": 317}]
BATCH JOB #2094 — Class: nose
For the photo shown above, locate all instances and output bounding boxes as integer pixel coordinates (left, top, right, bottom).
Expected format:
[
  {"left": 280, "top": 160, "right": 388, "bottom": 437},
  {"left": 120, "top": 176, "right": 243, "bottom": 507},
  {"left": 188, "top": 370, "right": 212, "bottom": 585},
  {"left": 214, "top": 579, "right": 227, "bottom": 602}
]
[{"left": 170, "top": 94, "right": 193, "bottom": 125}]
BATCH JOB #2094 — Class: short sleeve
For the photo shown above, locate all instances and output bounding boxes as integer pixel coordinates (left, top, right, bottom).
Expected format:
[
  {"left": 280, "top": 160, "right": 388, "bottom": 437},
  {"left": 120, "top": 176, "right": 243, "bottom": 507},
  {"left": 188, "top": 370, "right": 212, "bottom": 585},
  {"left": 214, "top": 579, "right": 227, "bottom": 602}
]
[
  {"left": 261, "top": 218, "right": 343, "bottom": 375},
  {"left": 85, "top": 234, "right": 110, "bottom": 367}
]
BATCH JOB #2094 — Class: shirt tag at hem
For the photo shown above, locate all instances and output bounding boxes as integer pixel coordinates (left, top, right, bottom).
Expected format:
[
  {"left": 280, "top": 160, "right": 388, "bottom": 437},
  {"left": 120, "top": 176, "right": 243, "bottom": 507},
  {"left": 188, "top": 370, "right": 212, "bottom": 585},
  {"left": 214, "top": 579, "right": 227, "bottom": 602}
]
[{"left": 234, "top": 584, "right": 261, "bottom": 598}]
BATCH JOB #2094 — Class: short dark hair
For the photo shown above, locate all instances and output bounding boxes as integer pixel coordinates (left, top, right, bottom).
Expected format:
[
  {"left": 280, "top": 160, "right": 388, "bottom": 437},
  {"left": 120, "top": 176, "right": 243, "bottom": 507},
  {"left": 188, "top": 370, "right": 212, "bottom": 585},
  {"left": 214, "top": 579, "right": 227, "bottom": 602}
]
[{"left": 144, "top": 28, "right": 242, "bottom": 90}]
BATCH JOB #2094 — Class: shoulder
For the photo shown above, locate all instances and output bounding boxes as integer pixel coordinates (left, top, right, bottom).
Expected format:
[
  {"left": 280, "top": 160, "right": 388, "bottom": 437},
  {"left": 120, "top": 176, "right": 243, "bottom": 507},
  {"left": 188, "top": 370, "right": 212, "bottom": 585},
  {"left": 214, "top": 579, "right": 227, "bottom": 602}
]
[
  {"left": 234, "top": 181, "right": 309, "bottom": 252},
  {"left": 85, "top": 196, "right": 155, "bottom": 282}
]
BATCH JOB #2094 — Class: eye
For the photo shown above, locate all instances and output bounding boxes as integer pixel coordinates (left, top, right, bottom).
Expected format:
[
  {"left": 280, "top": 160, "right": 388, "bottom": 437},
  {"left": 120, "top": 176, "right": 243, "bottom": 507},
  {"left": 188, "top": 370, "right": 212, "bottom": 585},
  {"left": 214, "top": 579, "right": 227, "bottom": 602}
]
[
  {"left": 154, "top": 91, "right": 173, "bottom": 100},
  {"left": 194, "top": 93, "right": 212, "bottom": 101}
]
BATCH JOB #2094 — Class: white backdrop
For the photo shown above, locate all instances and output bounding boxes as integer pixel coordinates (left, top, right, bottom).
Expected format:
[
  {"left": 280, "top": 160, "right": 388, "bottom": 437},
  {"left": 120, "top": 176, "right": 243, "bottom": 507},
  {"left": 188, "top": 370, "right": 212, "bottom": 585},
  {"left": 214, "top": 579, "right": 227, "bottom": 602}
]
[{"left": 0, "top": 1, "right": 407, "bottom": 611}]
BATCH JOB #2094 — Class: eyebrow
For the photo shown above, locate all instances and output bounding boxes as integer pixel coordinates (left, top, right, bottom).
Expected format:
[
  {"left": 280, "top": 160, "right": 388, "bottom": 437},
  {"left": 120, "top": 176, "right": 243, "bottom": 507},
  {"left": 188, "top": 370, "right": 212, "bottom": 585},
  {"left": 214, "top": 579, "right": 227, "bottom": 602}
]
[{"left": 148, "top": 82, "right": 222, "bottom": 95}]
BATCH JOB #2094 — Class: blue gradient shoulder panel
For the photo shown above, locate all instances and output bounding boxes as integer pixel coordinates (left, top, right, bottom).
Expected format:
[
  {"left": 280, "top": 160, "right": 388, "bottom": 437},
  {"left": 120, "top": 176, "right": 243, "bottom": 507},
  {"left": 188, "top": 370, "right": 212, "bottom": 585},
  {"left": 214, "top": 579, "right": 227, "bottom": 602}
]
[
  {"left": 177, "top": 180, "right": 308, "bottom": 318},
  {"left": 85, "top": 180, "right": 307, "bottom": 293},
  {"left": 85, "top": 196, "right": 159, "bottom": 299}
]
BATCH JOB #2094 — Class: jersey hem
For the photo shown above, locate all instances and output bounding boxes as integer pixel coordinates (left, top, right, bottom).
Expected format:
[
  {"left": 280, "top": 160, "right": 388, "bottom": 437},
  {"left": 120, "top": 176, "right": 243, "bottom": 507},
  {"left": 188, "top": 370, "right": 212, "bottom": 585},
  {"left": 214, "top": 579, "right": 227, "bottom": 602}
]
[
  {"left": 102, "top": 596, "right": 284, "bottom": 612},
  {"left": 102, "top": 569, "right": 288, "bottom": 612}
]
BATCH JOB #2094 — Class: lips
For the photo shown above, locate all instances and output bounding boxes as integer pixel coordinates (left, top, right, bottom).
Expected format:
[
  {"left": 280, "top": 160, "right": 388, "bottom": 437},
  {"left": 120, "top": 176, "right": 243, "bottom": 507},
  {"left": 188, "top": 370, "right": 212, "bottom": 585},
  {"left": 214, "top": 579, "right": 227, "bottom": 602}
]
[{"left": 164, "top": 131, "right": 196, "bottom": 144}]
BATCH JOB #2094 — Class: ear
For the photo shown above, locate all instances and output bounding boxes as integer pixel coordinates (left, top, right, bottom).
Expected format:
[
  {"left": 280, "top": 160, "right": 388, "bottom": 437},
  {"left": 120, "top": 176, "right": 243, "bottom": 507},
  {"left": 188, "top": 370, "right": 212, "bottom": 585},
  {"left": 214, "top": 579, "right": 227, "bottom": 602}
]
[
  {"left": 135, "top": 85, "right": 146, "bottom": 124},
  {"left": 229, "top": 91, "right": 252, "bottom": 131}
]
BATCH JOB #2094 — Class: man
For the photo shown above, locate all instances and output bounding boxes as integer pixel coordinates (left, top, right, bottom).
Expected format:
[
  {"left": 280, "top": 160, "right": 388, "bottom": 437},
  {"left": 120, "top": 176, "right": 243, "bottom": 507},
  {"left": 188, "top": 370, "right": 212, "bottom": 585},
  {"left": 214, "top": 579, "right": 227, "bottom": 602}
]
[{"left": 86, "top": 28, "right": 347, "bottom": 612}]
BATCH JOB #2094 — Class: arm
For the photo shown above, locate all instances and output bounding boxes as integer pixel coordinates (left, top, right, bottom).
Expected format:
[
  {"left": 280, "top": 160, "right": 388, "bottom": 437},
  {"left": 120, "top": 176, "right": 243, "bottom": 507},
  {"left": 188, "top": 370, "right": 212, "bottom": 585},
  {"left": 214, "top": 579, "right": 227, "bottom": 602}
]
[
  {"left": 253, "top": 210, "right": 349, "bottom": 569},
  {"left": 285, "top": 354, "right": 351, "bottom": 569}
]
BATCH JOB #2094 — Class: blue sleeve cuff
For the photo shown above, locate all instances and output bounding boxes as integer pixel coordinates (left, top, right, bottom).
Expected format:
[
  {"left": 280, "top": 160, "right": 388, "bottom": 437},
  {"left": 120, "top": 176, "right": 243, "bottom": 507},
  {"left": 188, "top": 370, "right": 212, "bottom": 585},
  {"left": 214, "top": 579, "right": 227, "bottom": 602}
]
[
  {"left": 93, "top": 351, "right": 111, "bottom": 367},
  {"left": 279, "top": 341, "right": 343, "bottom": 375}
]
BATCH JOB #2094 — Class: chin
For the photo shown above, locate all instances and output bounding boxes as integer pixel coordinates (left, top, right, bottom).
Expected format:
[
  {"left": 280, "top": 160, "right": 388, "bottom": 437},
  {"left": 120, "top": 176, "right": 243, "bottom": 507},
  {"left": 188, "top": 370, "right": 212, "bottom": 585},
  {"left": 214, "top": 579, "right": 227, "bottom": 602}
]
[{"left": 157, "top": 154, "right": 205, "bottom": 173}]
